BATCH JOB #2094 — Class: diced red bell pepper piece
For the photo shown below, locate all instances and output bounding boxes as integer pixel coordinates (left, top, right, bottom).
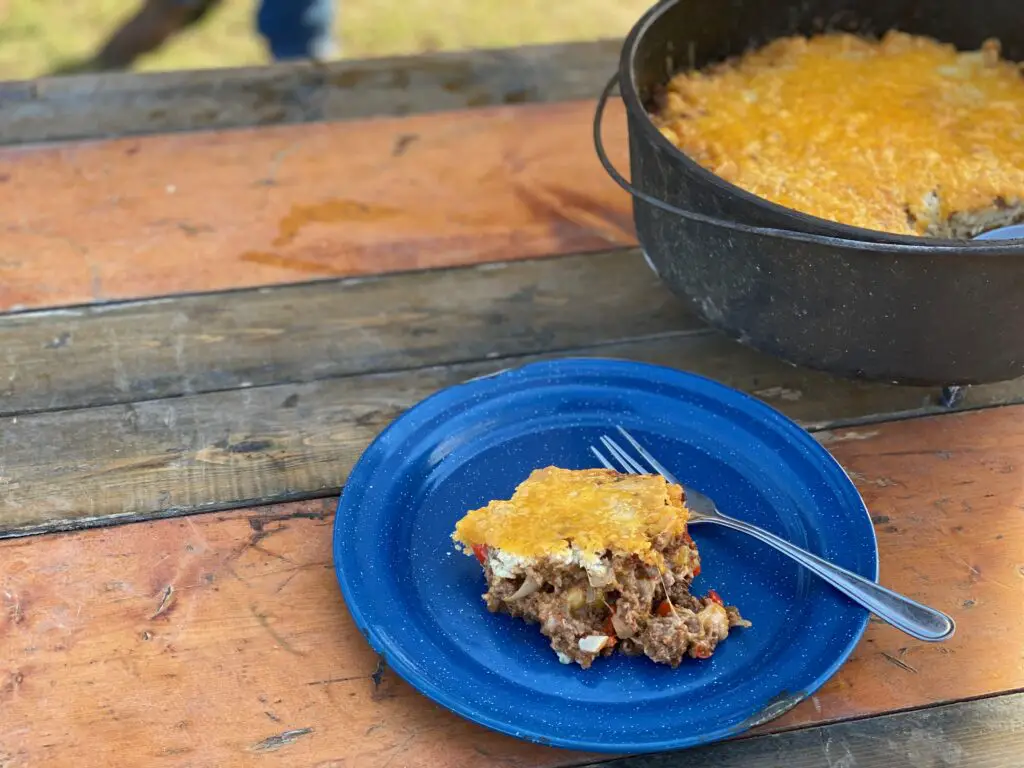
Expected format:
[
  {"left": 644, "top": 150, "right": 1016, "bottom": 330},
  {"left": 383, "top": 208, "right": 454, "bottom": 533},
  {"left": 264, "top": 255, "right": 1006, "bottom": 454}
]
[
  {"left": 471, "top": 544, "right": 489, "bottom": 564},
  {"left": 693, "top": 644, "right": 712, "bottom": 659},
  {"left": 601, "top": 613, "right": 619, "bottom": 648},
  {"left": 656, "top": 600, "right": 673, "bottom": 617},
  {"left": 707, "top": 589, "right": 723, "bottom": 605}
]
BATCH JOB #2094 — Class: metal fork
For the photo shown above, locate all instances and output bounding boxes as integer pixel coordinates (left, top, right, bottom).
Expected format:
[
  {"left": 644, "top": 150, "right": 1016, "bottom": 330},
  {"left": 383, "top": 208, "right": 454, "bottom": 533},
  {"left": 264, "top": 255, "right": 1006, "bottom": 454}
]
[{"left": 591, "top": 427, "right": 955, "bottom": 643}]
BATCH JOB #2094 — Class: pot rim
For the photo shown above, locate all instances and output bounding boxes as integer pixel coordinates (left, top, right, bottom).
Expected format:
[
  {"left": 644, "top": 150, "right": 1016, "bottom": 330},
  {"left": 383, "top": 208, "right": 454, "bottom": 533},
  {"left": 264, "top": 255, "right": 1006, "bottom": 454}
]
[{"left": 617, "top": 0, "right": 1024, "bottom": 253}]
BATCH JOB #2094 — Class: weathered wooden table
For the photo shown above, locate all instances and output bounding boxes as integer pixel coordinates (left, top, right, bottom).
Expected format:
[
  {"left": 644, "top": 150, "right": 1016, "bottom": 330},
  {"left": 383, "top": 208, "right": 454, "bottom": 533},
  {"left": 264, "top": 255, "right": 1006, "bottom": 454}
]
[{"left": 1, "top": 41, "right": 1022, "bottom": 768}]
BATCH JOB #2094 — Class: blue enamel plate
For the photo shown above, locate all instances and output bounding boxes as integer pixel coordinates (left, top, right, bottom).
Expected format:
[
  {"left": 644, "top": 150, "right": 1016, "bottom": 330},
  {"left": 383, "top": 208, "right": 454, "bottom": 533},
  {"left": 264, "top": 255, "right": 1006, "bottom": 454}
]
[{"left": 333, "top": 358, "right": 877, "bottom": 754}]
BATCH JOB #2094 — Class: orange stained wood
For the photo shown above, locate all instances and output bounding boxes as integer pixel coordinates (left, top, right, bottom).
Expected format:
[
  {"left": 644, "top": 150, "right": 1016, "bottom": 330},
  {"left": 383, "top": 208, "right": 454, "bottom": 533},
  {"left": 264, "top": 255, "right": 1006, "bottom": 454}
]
[
  {"left": 2, "top": 405, "right": 1023, "bottom": 768},
  {"left": 0, "top": 100, "right": 634, "bottom": 313}
]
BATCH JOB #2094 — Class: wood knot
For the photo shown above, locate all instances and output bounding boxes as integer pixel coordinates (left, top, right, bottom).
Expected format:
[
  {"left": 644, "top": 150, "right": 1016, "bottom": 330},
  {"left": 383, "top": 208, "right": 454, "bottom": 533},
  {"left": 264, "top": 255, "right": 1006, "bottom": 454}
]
[
  {"left": 250, "top": 728, "right": 313, "bottom": 752},
  {"left": 150, "top": 585, "right": 176, "bottom": 620}
]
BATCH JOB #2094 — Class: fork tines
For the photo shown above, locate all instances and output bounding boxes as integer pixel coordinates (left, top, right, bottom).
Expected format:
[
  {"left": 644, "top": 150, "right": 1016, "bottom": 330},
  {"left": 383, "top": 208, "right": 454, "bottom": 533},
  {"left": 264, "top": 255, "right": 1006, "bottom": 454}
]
[{"left": 590, "top": 427, "right": 678, "bottom": 485}]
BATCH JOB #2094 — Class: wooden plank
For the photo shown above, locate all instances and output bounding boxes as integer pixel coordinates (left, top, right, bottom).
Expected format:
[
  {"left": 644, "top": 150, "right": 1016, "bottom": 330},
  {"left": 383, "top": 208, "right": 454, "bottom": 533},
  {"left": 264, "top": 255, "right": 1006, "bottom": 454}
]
[
  {"left": 589, "top": 691, "right": 1024, "bottom": 768},
  {"left": 0, "top": 99, "right": 633, "bottom": 313},
  {"left": 0, "top": 40, "right": 620, "bottom": 146},
  {"left": 6, "top": 328, "right": 1024, "bottom": 535},
  {"left": 1, "top": 405, "right": 1022, "bottom": 767},
  {"left": 0, "top": 251, "right": 700, "bottom": 416}
]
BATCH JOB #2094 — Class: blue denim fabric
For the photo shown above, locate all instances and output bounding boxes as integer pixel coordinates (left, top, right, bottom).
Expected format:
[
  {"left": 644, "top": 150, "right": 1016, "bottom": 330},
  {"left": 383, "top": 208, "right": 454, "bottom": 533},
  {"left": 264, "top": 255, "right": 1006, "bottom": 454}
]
[{"left": 256, "top": 0, "right": 337, "bottom": 60}]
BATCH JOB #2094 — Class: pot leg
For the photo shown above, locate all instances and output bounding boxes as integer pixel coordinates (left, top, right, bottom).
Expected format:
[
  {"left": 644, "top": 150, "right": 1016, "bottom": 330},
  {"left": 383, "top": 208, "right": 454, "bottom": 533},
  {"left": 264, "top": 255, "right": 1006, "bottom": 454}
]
[{"left": 940, "top": 386, "right": 964, "bottom": 408}]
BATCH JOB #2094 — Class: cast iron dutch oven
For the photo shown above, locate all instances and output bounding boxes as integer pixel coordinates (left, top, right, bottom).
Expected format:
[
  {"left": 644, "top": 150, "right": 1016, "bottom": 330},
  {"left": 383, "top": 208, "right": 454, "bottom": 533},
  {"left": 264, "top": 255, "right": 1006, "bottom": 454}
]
[{"left": 594, "top": 0, "right": 1024, "bottom": 385}]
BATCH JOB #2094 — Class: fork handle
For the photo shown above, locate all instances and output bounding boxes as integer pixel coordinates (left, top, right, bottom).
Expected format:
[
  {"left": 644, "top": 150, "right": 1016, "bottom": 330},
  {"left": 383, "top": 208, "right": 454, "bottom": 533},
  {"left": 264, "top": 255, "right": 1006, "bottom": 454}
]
[{"left": 706, "top": 515, "right": 955, "bottom": 642}]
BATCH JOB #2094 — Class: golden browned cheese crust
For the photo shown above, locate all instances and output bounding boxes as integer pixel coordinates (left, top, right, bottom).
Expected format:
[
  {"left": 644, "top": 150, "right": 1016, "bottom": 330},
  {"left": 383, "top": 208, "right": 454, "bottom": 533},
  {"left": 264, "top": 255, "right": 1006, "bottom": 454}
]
[
  {"left": 452, "top": 467, "right": 688, "bottom": 569},
  {"left": 651, "top": 31, "right": 1024, "bottom": 237}
]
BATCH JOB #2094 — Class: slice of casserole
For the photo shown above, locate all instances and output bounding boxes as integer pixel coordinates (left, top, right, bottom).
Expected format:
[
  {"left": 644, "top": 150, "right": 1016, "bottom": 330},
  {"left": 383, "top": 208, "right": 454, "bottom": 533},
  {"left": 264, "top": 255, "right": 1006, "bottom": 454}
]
[{"left": 452, "top": 467, "right": 749, "bottom": 669}]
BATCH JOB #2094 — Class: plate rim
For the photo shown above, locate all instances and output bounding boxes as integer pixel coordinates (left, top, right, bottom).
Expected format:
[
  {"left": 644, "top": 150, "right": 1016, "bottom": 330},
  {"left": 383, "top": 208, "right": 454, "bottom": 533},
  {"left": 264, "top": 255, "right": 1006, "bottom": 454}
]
[{"left": 333, "top": 357, "right": 879, "bottom": 753}]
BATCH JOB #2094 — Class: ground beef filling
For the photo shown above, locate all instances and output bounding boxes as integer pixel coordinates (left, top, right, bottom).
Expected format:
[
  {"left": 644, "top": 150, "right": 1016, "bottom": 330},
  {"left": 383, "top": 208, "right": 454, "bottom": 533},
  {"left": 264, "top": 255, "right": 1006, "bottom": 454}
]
[{"left": 480, "top": 535, "right": 750, "bottom": 669}]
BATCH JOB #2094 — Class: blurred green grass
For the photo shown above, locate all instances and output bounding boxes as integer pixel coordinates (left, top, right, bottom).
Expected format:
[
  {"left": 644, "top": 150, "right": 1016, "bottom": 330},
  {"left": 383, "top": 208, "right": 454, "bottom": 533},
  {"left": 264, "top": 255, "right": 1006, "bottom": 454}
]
[{"left": 0, "top": 0, "right": 652, "bottom": 79}]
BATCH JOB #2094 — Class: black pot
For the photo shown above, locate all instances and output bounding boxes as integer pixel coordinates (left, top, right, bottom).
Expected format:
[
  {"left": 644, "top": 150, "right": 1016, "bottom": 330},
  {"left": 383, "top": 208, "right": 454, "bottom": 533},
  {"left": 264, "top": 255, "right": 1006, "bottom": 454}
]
[
  {"left": 595, "top": 0, "right": 1024, "bottom": 386},
  {"left": 622, "top": 0, "right": 1024, "bottom": 245}
]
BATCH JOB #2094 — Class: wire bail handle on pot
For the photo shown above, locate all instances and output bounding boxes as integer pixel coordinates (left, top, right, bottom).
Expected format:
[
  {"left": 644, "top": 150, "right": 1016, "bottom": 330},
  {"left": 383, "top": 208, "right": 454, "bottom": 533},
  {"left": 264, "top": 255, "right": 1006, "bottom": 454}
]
[
  {"left": 592, "top": 74, "right": 1024, "bottom": 248},
  {"left": 592, "top": 74, "right": 741, "bottom": 229},
  {"left": 592, "top": 73, "right": 835, "bottom": 241}
]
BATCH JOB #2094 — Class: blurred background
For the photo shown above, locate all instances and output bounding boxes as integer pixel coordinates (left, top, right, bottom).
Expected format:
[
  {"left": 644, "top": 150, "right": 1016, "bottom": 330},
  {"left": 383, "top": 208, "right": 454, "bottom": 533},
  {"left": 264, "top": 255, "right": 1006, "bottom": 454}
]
[{"left": 0, "top": 0, "right": 652, "bottom": 80}]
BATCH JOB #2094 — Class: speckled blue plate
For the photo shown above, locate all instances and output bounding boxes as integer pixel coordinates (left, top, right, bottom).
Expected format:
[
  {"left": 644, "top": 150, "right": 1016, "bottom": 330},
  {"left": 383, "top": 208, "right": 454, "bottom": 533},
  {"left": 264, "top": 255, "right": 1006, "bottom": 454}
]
[{"left": 333, "top": 358, "right": 877, "bottom": 753}]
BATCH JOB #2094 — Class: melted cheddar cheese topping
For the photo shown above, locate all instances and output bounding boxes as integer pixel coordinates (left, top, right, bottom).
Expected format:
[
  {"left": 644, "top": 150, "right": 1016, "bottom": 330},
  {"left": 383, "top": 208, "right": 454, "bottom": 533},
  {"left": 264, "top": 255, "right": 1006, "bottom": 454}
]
[
  {"left": 652, "top": 31, "right": 1024, "bottom": 236},
  {"left": 452, "top": 467, "right": 688, "bottom": 567}
]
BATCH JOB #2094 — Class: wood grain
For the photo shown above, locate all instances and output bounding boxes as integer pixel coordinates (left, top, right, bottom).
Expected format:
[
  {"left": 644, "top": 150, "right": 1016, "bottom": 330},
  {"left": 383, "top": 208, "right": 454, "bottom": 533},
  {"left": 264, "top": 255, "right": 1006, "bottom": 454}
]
[
  {"left": 593, "top": 691, "right": 1024, "bottom": 768},
  {"left": 0, "top": 99, "right": 633, "bottom": 312},
  {"left": 7, "top": 327, "right": 1024, "bottom": 535},
  {"left": 0, "top": 41, "right": 621, "bottom": 146},
  {"left": 1, "top": 406, "right": 1022, "bottom": 767},
  {"left": 0, "top": 250, "right": 699, "bottom": 415}
]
